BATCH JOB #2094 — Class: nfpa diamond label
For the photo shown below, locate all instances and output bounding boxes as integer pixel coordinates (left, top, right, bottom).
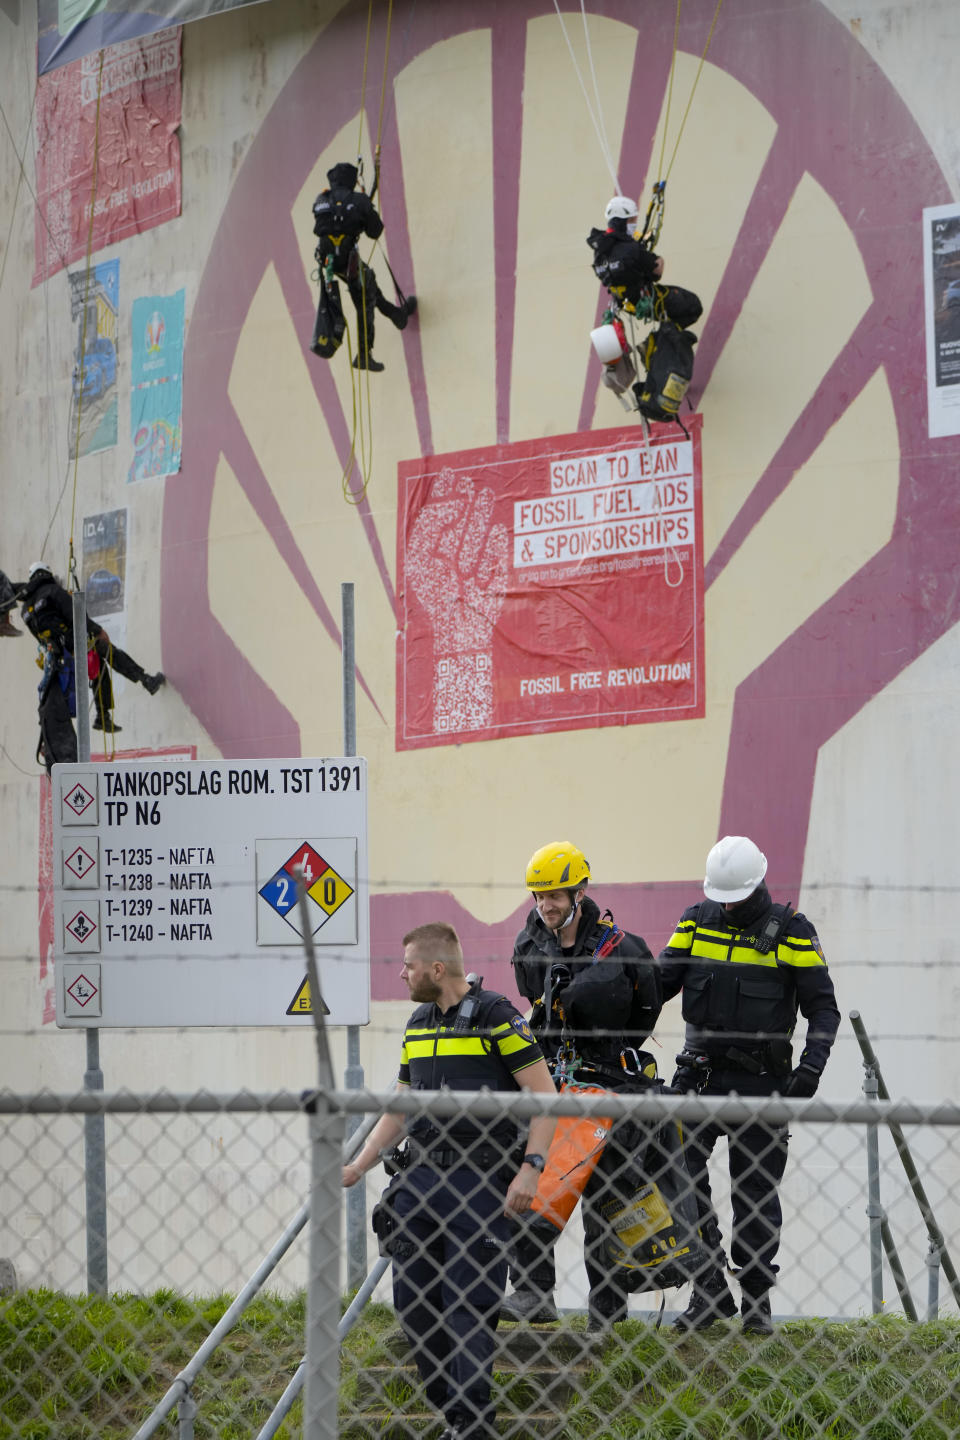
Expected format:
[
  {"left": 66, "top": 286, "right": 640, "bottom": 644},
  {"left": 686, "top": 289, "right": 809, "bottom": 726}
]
[{"left": 255, "top": 838, "right": 357, "bottom": 946}]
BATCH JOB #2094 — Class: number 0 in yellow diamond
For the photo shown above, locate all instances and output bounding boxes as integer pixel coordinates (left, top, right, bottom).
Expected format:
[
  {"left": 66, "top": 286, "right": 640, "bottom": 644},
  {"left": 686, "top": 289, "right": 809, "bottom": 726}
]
[{"left": 308, "top": 867, "right": 354, "bottom": 916}]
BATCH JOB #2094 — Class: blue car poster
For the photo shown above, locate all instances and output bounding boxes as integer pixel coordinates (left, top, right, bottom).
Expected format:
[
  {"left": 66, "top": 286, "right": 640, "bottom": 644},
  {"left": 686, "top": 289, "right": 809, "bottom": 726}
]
[
  {"left": 129, "top": 288, "right": 184, "bottom": 481},
  {"left": 68, "top": 259, "right": 119, "bottom": 459},
  {"left": 81, "top": 508, "right": 128, "bottom": 619}
]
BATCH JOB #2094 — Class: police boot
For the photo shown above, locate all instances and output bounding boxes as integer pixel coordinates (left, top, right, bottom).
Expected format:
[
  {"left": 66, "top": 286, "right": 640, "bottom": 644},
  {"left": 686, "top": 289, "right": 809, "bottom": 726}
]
[
  {"left": 141, "top": 672, "right": 165, "bottom": 695},
  {"left": 499, "top": 1287, "right": 559, "bottom": 1324},
  {"left": 673, "top": 1269, "right": 738, "bottom": 1330},
  {"left": 92, "top": 712, "right": 122, "bottom": 732},
  {"left": 353, "top": 353, "right": 385, "bottom": 372},
  {"left": 0, "top": 612, "right": 21, "bottom": 636},
  {"left": 741, "top": 1289, "right": 774, "bottom": 1336}
]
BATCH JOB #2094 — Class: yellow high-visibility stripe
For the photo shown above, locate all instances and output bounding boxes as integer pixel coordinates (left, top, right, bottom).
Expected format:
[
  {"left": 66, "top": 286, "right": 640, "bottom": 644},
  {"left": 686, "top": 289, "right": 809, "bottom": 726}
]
[{"left": 403, "top": 1036, "right": 492, "bottom": 1059}]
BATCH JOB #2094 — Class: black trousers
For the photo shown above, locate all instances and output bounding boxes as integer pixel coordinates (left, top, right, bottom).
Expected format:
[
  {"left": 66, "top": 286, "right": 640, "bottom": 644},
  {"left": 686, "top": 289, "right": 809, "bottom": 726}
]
[
  {"left": 324, "top": 249, "right": 405, "bottom": 360},
  {"left": 392, "top": 1162, "right": 508, "bottom": 1439},
  {"left": 683, "top": 1068, "right": 789, "bottom": 1294},
  {"left": 38, "top": 671, "right": 77, "bottom": 771}
]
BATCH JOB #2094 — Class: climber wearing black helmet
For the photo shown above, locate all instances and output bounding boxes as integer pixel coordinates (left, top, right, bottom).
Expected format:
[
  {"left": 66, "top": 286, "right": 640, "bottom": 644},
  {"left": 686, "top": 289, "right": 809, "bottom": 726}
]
[{"left": 311, "top": 161, "right": 417, "bottom": 371}]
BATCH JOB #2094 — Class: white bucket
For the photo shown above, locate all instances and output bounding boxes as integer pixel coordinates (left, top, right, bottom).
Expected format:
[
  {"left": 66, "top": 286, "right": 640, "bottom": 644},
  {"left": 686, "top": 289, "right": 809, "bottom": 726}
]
[{"left": 590, "top": 324, "right": 625, "bottom": 365}]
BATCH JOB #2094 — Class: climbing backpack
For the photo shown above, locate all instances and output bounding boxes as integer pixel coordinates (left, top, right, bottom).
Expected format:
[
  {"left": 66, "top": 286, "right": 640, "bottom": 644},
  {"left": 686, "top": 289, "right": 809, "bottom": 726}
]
[
  {"left": 309, "top": 278, "right": 345, "bottom": 360},
  {"left": 599, "top": 1097, "right": 710, "bottom": 1292},
  {"left": 635, "top": 320, "right": 697, "bottom": 423}
]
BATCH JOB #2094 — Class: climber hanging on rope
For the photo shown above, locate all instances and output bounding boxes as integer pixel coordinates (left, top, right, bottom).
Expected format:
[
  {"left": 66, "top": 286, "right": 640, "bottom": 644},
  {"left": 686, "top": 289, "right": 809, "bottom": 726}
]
[
  {"left": 18, "top": 563, "right": 165, "bottom": 767},
  {"left": 309, "top": 161, "right": 416, "bottom": 372},
  {"left": 588, "top": 195, "right": 703, "bottom": 426}
]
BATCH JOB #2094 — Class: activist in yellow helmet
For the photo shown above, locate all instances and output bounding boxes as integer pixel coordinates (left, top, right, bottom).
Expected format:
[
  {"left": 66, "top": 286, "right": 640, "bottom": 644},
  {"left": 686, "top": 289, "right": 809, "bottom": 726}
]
[{"left": 525, "top": 841, "right": 590, "bottom": 893}]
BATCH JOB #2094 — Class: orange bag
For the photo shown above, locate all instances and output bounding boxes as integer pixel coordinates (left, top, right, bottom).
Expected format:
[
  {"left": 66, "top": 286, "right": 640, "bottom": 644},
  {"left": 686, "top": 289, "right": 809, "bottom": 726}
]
[{"left": 529, "top": 1083, "right": 613, "bottom": 1232}]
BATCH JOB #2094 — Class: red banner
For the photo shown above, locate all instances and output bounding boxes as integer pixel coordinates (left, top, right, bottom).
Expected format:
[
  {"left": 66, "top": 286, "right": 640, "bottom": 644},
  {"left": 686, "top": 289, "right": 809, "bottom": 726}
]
[
  {"left": 396, "top": 419, "right": 704, "bottom": 749},
  {"left": 33, "top": 29, "right": 182, "bottom": 286}
]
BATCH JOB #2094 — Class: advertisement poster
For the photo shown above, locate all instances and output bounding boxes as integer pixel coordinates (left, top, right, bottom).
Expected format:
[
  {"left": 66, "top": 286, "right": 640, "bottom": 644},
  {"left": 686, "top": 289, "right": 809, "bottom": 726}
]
[
  {"left": 129, "top": 288, "right": 185, "bottom": 480},
  {"left": 33, "top": 30, "right": 182, "bottom": 286},
  {"left": 923, "top": 202, "right": 960, "bottom": 439},
  {"left": 396, "top": 419, "right": 705, "bottom": 750},
  {"left": 38, "top": 0, "right": 263, "bottom": 75},
  {"left": 81, "top": 508, "right": 128, "bottom": 619},
  {"left": 68, "top": 259, "right": 119, "bottom": 458}
]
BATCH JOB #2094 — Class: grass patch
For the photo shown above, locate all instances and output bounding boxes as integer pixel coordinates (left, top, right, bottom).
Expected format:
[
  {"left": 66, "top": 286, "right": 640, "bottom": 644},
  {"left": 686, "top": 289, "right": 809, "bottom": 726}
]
[{"left": 2, "top": 1293, "right": 959, "bottom": 1438}]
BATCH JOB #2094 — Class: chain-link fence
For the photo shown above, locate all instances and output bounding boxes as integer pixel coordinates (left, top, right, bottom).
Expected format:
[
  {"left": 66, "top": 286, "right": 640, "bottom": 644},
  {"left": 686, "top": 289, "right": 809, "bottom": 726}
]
[{"left": 2, "top": 1084, "right": 960, "bottom": 1439}]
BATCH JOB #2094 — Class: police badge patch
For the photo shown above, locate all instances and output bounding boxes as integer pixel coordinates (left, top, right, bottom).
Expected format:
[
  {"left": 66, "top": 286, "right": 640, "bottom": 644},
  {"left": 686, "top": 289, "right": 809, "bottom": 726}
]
[{"left": 511, "top": 1014, "right": 534, "bottom": 1042}]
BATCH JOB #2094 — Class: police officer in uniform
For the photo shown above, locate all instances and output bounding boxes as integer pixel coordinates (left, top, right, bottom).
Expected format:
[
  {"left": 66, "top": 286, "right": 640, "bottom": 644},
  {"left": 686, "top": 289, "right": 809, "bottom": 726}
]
[
  {"left": 342, "top": 922, "right": 556, "bottom": 1440},
  {"left": 659, "top": 835, "right": 840, "bottom": 1334},
  {"left": 311, "top": 161, "right": 416, "bottom": 371},
  {"left": 500, "top": 841, "right": 662, "bottom": 1329}
]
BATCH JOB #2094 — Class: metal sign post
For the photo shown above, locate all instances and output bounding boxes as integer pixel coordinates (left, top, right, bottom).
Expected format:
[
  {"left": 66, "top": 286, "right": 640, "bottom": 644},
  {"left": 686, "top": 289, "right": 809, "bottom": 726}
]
[
  {"left": 72, "top": 587, "right": 107, "bottom": 1295},
  {"left": 341, "top": 582, "right": 367, "bottom": 1289}
]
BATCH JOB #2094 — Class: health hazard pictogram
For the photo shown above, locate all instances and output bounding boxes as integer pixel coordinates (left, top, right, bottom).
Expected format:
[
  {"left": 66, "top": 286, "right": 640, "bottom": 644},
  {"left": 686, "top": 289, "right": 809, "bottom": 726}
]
[
  {"left": 258, "top": 841, "right": 354, "bottom": 938},
  {"left": 66, "top": 910, "right": 98, "bottom": 945}
]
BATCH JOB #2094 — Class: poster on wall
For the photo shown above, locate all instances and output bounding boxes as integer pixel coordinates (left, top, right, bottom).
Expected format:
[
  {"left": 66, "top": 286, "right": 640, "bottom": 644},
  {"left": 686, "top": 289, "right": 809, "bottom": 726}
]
[
  {"left": 396, "top": 419, "right": 705, "bottom": 750},
  {"left": 129, "top": 289, "right": 185, "bottom": 481},
  {"left": 923, "top": 202, "right": 960, "bottom": 439},
  {"left": 38, "top": 0, "right": 265, "bottom": 75},
  {"left": 81, "top": 508, "right": 128, "bottom": 618},
  {"left": 67, "top": 260, "right": 119, "bottom": 458},
  {"left": 33, "top": 30, "right": 182, "bottom": 286}
]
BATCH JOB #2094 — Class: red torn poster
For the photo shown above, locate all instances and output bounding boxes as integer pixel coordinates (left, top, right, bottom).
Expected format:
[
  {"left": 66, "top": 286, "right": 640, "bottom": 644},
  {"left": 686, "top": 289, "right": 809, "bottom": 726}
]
[
  {"left": 396, "top": 418, "right": 705, "bottom": 750},
  {"left": 33, "top": 28, "right": 182, "bottom": 287}
]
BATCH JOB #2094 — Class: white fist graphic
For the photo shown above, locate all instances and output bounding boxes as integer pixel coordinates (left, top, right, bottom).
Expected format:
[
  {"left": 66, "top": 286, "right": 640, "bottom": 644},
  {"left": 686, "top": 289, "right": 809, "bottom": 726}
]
[{"left": 406, "top": 468, "right": 509, "bottom": 733}]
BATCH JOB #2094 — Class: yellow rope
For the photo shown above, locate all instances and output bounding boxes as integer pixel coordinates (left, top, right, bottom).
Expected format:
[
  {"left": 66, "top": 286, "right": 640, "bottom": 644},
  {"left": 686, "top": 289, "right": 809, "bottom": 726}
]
[
  {"left": 656, "top": 0, "right": 682, "bottom": 185},
  {"left": 356, "top": 0, "right": 374, "bottom": 162},
  {"left": 339, "top": 0, "right": 395, "bottom": 508},
  {"left": 68, "top": 48, "right": 106, "bottom": 585},
  {"left": 661, "top": 0, "right": 724, "bottom": 186}
]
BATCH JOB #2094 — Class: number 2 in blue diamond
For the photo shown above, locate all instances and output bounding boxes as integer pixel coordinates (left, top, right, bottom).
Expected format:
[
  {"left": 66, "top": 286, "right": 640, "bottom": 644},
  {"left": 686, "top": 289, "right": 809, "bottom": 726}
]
[{"left": 260, "top": 872, "right": 297, "bottom": 916}]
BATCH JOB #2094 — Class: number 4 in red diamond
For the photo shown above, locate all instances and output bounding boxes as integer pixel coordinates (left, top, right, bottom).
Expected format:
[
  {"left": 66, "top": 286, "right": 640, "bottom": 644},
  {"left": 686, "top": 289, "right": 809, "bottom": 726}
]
[{"left": 283, "top": 843, "right": 328, "bottom": 886}]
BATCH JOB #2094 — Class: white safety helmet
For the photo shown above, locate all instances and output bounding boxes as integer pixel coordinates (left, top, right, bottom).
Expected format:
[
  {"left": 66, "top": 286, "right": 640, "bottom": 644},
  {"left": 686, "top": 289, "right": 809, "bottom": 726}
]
[
  {"left": 703, "top": 835, "right": 768, "bottom": 903},
  {"left": 605, "top": 195, "right": 639, "bottom": 225},
  {"left": 28, "top": 561, "right": 50, "bottom": 578}
]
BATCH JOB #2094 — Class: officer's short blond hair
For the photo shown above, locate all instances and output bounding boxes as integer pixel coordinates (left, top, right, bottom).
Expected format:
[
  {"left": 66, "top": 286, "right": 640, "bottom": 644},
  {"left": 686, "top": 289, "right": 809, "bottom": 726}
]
[{"left": 402, "top": 922, "right": 464, "bottom": 976}]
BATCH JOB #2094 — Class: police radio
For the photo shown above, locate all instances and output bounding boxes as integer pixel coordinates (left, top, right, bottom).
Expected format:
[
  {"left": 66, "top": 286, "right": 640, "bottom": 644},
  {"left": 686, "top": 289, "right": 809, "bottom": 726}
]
[{"left": 453, "top": 973, "right": 484, "bottom": 1032}]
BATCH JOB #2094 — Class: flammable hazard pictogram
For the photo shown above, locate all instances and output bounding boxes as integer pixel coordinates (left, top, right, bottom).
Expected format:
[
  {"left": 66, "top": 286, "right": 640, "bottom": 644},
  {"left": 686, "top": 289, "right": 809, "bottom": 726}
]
[
  {"left": 286, "top": 975, "right": 331, "bottom": 1016},
  {"left": 64, "top": 781, "right": 96, "bottom": 818},
  {"left": 255, "top": 838, "right": 357, "bottom": 945}
]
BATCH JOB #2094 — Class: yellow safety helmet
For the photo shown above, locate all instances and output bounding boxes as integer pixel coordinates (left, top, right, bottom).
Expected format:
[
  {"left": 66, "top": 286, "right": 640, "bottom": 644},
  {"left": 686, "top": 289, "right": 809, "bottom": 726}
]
[{"left": 525, "top": 841, "right": 590, "bottom": 892}]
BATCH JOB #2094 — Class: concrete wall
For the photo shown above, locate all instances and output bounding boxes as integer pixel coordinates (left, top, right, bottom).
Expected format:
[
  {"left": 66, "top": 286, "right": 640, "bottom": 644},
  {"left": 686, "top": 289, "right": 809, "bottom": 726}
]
[{"left": 2, "top": 0, "right": 960, "bottom": 1312}]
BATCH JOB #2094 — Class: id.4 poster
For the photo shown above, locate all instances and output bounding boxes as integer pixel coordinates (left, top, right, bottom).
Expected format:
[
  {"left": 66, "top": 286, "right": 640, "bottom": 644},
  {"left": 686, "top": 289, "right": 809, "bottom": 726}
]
[{"left": 396, "top": 419, "right": 705, "bottom": 750}]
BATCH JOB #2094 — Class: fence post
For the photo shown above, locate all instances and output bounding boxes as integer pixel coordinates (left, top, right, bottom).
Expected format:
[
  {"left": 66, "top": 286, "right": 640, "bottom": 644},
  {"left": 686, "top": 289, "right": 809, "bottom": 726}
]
[
  {"left": 863, "top": 1062, "right": 884, "bottom": 1316},
  {"left": 926, "top": 1238, "right": 941, "bottom": 1321},
  {"left": 303, "top": 1094, "right": 344, "bottom": 1440},
  {"left": 176, "top": 1388, "right": 197, "bottom": 1440}
]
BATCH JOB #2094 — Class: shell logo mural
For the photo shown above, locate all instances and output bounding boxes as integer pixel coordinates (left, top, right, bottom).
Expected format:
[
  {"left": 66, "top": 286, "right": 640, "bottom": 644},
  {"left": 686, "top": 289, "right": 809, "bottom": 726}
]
[{"left": 161, "top": 0, "right": 959, "bottom": 997}]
